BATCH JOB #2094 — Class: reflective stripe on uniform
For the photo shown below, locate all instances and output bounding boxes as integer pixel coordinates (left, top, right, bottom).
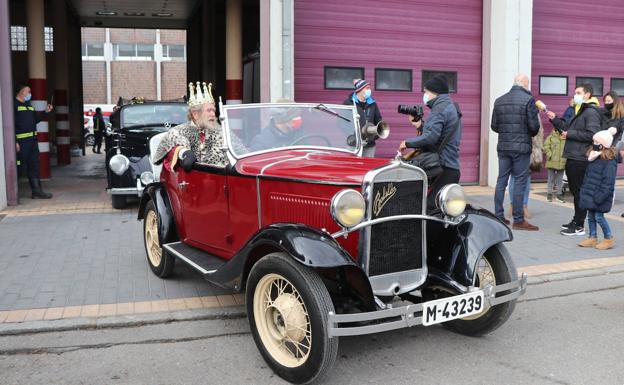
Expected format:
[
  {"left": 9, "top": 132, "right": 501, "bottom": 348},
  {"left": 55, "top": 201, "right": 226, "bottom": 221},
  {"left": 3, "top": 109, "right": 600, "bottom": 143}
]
[
  {"left": 16, "top": 131, "right": 37, "bottom": 139},
  {"left": 16, "top": 106, "right": 35, "bottom": 111}
]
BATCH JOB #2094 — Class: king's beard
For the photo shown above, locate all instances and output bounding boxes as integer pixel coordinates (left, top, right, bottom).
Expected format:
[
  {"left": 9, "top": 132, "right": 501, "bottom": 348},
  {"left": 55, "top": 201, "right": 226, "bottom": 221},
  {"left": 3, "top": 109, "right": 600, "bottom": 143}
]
[{"left": 195, "top": 116, "right": 220, "bottom": 132}]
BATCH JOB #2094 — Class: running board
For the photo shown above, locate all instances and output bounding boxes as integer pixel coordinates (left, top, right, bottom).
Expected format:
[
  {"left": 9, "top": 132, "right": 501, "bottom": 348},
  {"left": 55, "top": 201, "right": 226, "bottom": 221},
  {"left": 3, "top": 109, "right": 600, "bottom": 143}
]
[{"left": 163, "top": 242, "right": 226, "bottom": 275}]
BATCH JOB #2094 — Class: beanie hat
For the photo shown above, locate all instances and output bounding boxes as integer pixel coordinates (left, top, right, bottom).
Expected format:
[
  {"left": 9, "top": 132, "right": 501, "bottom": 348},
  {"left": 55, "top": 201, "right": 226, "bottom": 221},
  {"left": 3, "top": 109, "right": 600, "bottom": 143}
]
[
  {"left": 593, "top": 126, "right": 618, "bottom": 148},
  {"left": 353, "top": 79, "right": 370, "bottom": 93},
  {"left": 424, "top": 75, "right": 449, "bottom": 94}
]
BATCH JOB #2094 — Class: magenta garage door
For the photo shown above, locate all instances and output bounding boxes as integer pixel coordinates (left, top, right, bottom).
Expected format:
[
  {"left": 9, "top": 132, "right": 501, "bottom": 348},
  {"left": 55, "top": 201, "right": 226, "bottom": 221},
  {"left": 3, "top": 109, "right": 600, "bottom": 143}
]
[
  {"left": 532, "top": 0, "right": 624, "bottom": 177},
  {"left": 294, "top": 0, "right": 483, "bottom": 183}
]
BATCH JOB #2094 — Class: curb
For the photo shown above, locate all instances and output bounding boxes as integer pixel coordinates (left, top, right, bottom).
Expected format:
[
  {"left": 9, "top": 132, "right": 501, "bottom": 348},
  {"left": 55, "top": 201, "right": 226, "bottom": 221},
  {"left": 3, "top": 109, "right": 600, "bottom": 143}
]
[{"left": 0, "top": 306, "right": 246, "bottom": 337}]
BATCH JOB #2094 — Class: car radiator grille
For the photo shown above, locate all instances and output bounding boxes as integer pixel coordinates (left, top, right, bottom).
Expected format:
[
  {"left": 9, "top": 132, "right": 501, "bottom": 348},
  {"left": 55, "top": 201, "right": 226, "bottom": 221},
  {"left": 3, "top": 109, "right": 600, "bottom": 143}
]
[{"left": 368, "top": 180, "right": 424, "bottom": 276}]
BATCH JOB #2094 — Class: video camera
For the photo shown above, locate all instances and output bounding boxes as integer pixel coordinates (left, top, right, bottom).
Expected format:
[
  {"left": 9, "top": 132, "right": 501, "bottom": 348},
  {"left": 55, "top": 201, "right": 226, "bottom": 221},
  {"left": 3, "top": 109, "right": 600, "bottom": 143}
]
[{"left": 397, "top": 104, "right": 424, "bottom": 121}]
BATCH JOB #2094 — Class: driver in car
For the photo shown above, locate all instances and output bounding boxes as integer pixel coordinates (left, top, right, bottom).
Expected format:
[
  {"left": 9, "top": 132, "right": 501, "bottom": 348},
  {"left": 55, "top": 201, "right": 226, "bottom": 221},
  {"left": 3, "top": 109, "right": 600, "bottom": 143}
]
[
  {"left": 153, "top": 81, "right": 228, "bottom": 170},
  {"left": 250, "top": 105, "right": 303, "bottom": 152}
]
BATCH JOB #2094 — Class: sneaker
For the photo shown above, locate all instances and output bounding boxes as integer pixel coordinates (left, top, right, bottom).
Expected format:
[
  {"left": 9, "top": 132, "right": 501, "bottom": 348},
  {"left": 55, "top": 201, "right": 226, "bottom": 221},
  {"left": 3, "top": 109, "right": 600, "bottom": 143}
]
[
  {"left": 561, "top": 220, "right": 575, "bottom": 230},
  {"left": 556, "top": 195, "right": 565, "bottom": 203},
  {"left": 560, "top": 226, "right": 585, "bottom": 236},
  {"left": 512, "top": 221, "right": 539, "bottom": 231},
  {"left": 547, "top": 194, "right": 553, "bottom": 202}
]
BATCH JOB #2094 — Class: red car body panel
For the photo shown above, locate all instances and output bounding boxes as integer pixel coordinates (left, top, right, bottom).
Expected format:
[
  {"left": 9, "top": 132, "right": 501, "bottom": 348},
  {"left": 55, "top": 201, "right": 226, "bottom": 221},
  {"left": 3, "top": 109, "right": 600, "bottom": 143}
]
[{"left": 163, "top": 149, "right": 391, "bottom": 261}]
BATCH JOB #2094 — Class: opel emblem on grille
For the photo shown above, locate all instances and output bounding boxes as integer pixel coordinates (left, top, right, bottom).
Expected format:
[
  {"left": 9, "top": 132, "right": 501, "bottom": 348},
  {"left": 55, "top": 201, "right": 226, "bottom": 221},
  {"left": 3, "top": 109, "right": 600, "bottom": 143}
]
[{"left": 373, "top": 183, "right": 397, "bottom": 216}]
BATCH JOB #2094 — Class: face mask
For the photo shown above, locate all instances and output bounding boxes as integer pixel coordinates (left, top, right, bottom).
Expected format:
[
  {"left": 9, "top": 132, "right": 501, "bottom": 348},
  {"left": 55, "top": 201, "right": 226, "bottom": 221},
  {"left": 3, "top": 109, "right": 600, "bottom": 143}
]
[
  {"left": 605, "top": 103, "right": 614, "bottom": 111},
  {"left": 363, "top": 89, "right": 372, "bottom": 99},
  {"left": 592, "top": 143, "right": 603, "bottom": 151},
  {"left": 24, "top": 93, "right": 32, "bottom": 102},
  {"left": 573, "top": 94, "right": 584, "bottom": 106},
  {"left": 423, "top": 93, "right": 430, "bottom": 105}
]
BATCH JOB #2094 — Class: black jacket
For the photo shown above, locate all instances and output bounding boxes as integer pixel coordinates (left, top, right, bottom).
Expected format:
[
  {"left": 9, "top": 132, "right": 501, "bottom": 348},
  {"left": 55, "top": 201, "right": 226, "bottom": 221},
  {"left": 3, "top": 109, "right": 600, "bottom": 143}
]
[
  {"left": 491, "top": 86, "right": 540, "bottom": 154},
  {"left": 250, "top": 121, "right": 300, "bottom": 152},
  {"left": 14, "top": 99, "right": 43, "bottom": 142},
  {"left": 601, "top": 108, "right": 624, "bottom": 143},
  {"left": 93, "top": 113, "right": 106, "bottom": 134},
  {"left": 343, "top": 94, "right": 382, "bottom": 147},
  {"left": 551, "top": 103, "right": 602, "bottom": 161}
]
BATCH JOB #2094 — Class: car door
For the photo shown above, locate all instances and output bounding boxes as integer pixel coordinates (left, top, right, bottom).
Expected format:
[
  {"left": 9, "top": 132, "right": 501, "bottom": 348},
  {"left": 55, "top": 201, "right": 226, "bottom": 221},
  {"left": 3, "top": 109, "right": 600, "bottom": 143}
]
[{"left": 177, "top": 165, "right": 231, "bottom": 256}]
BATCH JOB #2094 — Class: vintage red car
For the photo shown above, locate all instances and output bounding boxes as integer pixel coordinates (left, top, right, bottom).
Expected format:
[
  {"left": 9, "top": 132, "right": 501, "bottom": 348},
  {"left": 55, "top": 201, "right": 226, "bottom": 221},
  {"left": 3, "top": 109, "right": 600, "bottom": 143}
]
[{"left": 138, "top": 102, "right": 526, "bottom": 384}]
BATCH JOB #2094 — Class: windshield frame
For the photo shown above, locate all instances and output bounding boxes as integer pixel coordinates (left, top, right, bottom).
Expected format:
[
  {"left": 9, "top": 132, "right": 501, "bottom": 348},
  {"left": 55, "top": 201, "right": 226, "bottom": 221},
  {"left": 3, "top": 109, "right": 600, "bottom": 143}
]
[
  {"left": 220, "top": 102, "right": 362, "bottom": 163},
  {"left": 120, "top": 102, "right": 187, "bottom": 130}
]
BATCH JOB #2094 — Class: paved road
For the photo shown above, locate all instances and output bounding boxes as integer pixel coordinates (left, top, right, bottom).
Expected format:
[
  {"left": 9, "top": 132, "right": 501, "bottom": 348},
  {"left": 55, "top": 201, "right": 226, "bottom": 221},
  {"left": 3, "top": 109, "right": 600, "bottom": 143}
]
[{"left": 2, "top": 268, "right": 623, "bottom": 385}]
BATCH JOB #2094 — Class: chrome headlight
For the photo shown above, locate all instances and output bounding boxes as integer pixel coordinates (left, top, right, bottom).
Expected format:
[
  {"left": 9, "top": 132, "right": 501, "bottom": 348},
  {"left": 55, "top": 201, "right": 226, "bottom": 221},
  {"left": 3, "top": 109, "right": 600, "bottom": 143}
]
[
  {"left": 140, "top": 171, "right": 154, "bottom": 185},
  {"left": 330, "top": 189, "right": 366, "bottom": 228},
  {"left": 109, "top": 154, "right": 130, "bottom": 176},
  {"left": 436, "top": 184, "right": 467, "bottom": 218}
]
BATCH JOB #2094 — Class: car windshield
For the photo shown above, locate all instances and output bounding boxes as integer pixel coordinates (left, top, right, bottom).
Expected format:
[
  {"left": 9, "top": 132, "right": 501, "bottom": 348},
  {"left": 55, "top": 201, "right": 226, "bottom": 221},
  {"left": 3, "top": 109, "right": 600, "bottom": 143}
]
[
  {"left": 223, "top": 103, "right": 359, "bottom": 158},
  {"left": 122, "top": 104, "right": 187, "bottom": 129}
]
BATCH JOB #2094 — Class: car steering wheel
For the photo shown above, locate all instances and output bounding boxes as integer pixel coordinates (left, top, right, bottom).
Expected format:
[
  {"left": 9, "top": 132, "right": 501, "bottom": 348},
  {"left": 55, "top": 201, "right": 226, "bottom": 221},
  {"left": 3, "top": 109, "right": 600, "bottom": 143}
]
[{"left": 289, "top": 134, "right": 332, "bottom": 146}]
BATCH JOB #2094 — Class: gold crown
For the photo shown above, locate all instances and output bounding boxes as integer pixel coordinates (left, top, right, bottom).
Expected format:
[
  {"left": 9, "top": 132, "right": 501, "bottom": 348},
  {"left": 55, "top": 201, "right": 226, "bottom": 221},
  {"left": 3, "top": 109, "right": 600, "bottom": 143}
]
[{"left": 188, "top": 81, "right": 214, "bottom": 107}]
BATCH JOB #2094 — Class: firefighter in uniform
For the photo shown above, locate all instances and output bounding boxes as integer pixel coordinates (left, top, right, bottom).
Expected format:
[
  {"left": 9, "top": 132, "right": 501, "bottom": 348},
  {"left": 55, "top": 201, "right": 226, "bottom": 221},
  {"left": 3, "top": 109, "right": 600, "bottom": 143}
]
[{"left": 14, "top": 84, "right": 53, "bottom": 199}]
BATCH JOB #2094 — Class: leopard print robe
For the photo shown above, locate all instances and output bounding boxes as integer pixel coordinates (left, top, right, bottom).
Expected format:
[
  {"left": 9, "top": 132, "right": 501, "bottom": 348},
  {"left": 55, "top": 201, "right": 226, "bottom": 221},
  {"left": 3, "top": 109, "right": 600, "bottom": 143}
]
[{"left": 153, "top": 121, "right": 228, "bottom": 167}]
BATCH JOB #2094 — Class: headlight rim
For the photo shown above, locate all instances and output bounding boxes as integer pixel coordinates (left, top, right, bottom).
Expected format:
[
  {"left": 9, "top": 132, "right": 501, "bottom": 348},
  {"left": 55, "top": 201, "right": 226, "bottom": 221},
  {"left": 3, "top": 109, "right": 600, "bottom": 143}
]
[
  {"left": 436, "top": 183, "right": 467, "bottom": 218},
  {"left": 140, "top": 171, "right": 155, "bottom": 186},
  {"left": 330, "top": 189, "right": 366, "bottom": 229},
  {"left": 109, "top": 154, "right": 130, "bottom": 176}
]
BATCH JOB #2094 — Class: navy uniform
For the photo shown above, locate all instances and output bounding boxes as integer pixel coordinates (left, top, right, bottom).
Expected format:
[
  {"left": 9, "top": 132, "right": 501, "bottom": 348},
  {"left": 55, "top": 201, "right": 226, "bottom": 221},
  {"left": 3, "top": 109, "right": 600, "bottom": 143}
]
[{"left": 14, "top": 97, "right": 52, "bottom": 199}]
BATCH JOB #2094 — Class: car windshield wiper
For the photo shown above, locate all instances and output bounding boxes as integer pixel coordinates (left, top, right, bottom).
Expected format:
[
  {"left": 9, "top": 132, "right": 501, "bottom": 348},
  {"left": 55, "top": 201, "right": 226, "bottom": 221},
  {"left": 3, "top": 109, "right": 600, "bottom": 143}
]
[{"left": 313, "top": 104, "right": 351, "bottom": 122}]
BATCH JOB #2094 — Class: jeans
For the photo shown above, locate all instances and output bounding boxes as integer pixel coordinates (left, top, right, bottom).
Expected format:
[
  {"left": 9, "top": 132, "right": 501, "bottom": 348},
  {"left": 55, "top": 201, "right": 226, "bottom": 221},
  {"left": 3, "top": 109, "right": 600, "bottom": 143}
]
[
  {"left": 547, "top": 168, "right": 564, "bottom": 195},
  {"left": 587, "top": 210, "right": 612, "bottom": 239},
  {"left": 495, "top": 152, "right": 530, "bottom": 223},
  {"left": 508, "top": 175, "right": 530, "bottom": 206}
]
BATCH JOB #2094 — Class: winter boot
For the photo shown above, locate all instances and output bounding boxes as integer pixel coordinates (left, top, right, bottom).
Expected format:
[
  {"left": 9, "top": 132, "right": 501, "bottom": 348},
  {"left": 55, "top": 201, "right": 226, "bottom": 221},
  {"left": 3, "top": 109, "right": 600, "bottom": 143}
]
[
  {"left": 30, "top": 178, "right": 53, "bottom": 199},
  {"left": 578, "top": 237, "right": 597, "bottom": 248},
  {"left": 595, "top": 238, "right": 615, "bottom": 250}
]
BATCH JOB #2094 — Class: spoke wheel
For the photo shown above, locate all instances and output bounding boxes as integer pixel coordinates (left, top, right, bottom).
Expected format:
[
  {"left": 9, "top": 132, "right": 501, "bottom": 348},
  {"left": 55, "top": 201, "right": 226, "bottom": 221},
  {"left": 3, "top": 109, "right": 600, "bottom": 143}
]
[
  {"left": 247, "top": 253, "right": 338, "bottom": 384},
  {"left": 254, "top": 274, "right": 312, "bottom": 367},
  {"left": 443, "top": 243, "right": 518, "bottom": 336},
  {"left": 143, "top": 200, "right": 175, "bottom": 278},
  {"left": 145, "top": 210, "right": 162, "bottom": 268}
]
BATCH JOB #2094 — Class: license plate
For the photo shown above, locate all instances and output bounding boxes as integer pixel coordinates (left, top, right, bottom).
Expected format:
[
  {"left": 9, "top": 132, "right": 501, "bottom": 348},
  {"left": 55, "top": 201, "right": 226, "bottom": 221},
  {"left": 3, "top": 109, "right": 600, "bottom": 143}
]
[{"left": 422, "top": 291, "right": 485, "bottom": 326}]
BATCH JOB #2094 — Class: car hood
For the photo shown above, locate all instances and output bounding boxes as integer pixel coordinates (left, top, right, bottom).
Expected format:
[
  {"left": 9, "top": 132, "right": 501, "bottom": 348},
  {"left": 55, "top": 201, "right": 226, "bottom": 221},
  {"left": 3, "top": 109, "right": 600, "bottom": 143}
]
[{"left": 235, "top": 149, "right": 391, "bottom": 185}]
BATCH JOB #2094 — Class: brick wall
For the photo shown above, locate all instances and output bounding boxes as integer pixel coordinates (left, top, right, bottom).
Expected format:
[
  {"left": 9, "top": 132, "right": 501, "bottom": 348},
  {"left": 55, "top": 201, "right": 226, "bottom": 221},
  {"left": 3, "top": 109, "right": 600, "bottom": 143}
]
[
  {"left": 111, "top": 62, "right": 157, "bottom": 100},
  {"left": 110, "top": 28, "right": 156, "bottom": 44},
  {"left": 160, "top": 30, "right": 186, "bottom": 45},
  {"left": 161, "top": 62, "right": 187, "bottom": 100},
  {"left": 82, "top": 61, "right": 107, "bottom": 104},
  {"left": 82, "top": 28, "right": 105, "bottom": 43}
]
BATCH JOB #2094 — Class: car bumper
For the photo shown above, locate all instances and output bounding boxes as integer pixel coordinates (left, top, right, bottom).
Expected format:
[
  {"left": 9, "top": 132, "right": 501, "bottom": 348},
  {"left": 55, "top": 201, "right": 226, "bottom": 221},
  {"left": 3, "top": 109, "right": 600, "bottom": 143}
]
[
  {"left": 107, "top": 179, "right": 144, "bottom": 197},
  {"left": 327, "top": 273, "right": 527, "bottom": 337}
]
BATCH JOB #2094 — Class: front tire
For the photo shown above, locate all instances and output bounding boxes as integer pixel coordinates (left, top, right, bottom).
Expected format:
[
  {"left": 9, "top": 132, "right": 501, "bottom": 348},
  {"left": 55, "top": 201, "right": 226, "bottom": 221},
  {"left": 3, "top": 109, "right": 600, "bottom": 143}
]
[
  {"left": 143, "top": 200, "right": 175, "bottom": 278},
  {"left": 246, "top": 253, "right": 338, "bottom": 384},
  {"left": 443, "top": 244, "right": 517, "bottom": 336},
  {"left": 111, "top": 194, "right": 127, "bottom": 209}
]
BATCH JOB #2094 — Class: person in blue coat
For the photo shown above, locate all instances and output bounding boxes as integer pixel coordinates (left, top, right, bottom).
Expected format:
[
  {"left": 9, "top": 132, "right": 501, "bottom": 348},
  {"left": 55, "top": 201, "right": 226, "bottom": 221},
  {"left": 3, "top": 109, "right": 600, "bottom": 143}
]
[{"left": 578, "top": 126, "right": 618, "bottom": 250}]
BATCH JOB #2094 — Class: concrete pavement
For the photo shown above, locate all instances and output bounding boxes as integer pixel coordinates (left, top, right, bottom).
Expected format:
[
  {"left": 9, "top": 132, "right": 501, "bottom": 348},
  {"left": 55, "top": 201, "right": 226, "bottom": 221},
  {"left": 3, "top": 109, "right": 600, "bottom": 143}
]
[{"left": 1, "top": 152, "right": 624, "bottom": 332}]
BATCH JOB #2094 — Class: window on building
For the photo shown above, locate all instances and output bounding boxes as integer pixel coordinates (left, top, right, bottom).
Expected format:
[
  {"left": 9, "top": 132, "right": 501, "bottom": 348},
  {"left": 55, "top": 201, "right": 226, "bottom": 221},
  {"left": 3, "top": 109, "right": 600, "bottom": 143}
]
[
  {"left": 539, "top": 75, "right": 568, "bottom": 95},
  {"left": 82, "top": 43, "right": 105, "bottom": 58},
  {"left": 375, "top": 68, "right": 412, "bottom": 91},
  {"left": 422, "top": 70, "right": 457, "bottom": 93},
  {"left": 136, "top": 44, "right": 154, "bottom": 59},
  {"left": 10, "top": 26, "right": 27, "bottom": 51},
  {"left": 162, "top": 44, "right": 186, "bottom": 60},
  {"left": 115, "top": 43, "right": 136, "bottom": 58},
  {"left": 576, "top": 77, "right": 603, "bottom": 96},
  {"left": 324, "top": 66, "right": 365, "bottom": 90},
  {"left": 44, "top": 27, "right": 53, "bottom": 52},
  {"left": 611, "top": 78, "right": 624, "bottom": 96}
]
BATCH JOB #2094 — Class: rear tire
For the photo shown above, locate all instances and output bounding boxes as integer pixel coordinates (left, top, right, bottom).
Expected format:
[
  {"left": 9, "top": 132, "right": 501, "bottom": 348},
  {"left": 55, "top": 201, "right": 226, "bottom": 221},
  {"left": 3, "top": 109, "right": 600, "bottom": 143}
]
[
  {"left": 246, "top": 253, "right": 338, "bottom": 384},
  {"left": 111, "top": 195, "right": 127, "bottom": 209},
  {"left": 85, "top": 134, "right": 95, "bottom": 147},
  {"left": 443, "top": 243, "right": 517, "bottom": 336},
  {"left": 143, "top": 200, "right": 175, "bottom": 278}
]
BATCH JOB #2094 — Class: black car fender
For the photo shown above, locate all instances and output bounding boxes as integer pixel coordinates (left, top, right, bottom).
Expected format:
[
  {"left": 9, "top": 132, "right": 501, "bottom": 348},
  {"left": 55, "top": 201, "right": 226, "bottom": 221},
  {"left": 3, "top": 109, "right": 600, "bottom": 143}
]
[
  {"left": 137, "top": 183, "right": 179, "bottom": 244},
  {"left": 426, "top": 206, "right": 512, "bottom": 288},
  {"left": 216, "top": 223, "right": 376, "bottom": 311}
]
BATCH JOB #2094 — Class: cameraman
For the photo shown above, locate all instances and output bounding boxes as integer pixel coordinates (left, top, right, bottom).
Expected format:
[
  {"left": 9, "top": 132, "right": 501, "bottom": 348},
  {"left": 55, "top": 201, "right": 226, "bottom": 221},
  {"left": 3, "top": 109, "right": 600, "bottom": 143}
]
[
  {"left": 344, "top": 79, "right": 382, "bottom": 157},
  {"left": 399, "top": 75, "right": 462, "bottom": 211}
]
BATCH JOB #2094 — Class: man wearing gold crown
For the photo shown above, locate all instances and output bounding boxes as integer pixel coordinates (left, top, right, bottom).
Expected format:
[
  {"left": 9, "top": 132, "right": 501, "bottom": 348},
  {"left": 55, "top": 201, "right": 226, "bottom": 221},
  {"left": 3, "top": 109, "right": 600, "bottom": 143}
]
[{"left": 153, "top": 82, "right": 228, "bottom": 170}]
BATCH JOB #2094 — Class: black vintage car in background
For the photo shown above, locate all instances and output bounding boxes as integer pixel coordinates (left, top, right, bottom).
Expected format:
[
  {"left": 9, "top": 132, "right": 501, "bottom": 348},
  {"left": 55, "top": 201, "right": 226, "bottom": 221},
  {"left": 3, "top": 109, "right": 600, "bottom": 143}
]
[{"left": 106, "top": 99, "right": 187, "bottom": 209}]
